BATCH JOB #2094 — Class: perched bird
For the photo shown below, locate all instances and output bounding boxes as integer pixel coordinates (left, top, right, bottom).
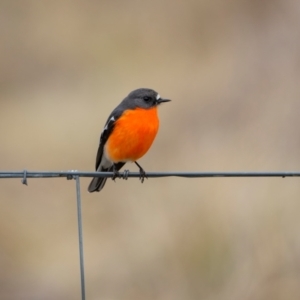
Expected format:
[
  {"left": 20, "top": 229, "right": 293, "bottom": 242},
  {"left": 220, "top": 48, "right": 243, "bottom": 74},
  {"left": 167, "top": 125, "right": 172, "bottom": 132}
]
[{"left": 88, "top": 88, "right": 171, "bottom": 192}]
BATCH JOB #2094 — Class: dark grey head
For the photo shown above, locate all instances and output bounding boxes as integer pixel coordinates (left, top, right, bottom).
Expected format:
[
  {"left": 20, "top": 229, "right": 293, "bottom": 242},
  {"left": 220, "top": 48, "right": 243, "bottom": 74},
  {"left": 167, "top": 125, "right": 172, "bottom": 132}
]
[{"left": 123, "top": 88, "right": 171, "bottom": 109}]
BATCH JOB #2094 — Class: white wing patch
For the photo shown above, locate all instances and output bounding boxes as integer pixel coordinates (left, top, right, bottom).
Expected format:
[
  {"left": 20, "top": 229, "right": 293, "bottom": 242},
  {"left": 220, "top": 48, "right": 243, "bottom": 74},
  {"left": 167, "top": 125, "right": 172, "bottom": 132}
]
[
  {"left": 156, "top": 94, "right": 161, "bottom": 100},
  {"left": 103, "top": 116, "right": 115, "bottom": 132}
]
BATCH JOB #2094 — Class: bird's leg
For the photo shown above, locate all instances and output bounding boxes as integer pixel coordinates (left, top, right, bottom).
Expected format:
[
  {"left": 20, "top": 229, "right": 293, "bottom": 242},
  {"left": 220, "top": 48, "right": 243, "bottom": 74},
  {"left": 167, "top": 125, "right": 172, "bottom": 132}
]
[
  {"left": 112, "top": 164, "right": 120, "bottom": 181},
  {"left": 134, "top": 161, "right": 148, "bottom": 183}
]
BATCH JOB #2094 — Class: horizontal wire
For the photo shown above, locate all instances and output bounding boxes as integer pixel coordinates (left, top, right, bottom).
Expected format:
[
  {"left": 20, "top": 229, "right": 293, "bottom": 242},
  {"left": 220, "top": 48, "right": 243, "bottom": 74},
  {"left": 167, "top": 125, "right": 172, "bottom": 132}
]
[
  {"left": 2, "top": 169, "right": 300, "bottom": 300},
  {"left": 0, "top": 170, "right": 300, "bottom": 179}
]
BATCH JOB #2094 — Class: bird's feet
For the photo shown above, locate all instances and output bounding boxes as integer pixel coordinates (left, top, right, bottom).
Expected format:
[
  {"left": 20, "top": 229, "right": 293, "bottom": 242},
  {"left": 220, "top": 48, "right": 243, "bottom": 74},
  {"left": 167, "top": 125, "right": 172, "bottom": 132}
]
[
  {"left": 112, "top": 168, "right": 120, "bottom": 181},
  {"left": 135, "top": 161, "right": 148, "bottom": 183},
  {"left": 138, "top": 167, "right": 147, "bottom": 183}
]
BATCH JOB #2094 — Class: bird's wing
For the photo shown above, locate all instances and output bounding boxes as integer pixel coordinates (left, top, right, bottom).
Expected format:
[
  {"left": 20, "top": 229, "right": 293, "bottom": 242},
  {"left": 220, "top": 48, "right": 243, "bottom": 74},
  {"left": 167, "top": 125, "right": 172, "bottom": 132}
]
[{"left": 95, "top": 107, "right": 124, "bottom": 170}]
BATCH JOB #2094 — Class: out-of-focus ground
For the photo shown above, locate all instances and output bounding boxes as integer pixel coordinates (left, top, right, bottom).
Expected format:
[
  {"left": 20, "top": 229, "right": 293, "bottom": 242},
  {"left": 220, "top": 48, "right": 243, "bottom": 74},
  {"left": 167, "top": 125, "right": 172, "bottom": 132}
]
[{"left": 1, "top": 1, "right": 300, "bottom": 299}]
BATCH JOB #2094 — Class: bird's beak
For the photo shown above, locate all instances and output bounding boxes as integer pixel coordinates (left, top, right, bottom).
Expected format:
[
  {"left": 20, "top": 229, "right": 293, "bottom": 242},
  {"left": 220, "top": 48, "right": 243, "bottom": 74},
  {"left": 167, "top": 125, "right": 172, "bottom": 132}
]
[{"left": 157, "top": 98, "right": 171, "bottom": 104}]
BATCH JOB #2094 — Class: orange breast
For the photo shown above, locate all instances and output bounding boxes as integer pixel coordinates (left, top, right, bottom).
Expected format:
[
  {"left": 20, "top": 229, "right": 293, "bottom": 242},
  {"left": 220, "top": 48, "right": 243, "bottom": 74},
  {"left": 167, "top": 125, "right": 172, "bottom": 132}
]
[{"left": 105, "top": 107, "right": 159, "bottom": 163}]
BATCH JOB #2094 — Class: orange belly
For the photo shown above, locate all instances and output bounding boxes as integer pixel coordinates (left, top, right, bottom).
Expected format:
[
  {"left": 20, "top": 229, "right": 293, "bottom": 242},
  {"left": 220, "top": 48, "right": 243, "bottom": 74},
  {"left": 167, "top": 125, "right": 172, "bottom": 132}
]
[{"left": 105, "top": 107, "right": 159, "bottom": 163}]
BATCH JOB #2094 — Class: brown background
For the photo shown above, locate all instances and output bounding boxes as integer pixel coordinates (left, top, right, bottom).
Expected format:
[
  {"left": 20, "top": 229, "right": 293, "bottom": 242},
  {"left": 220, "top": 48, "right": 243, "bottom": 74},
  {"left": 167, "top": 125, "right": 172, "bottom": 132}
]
[{"left": 1, "top": 1, "right": 300, "bottom": 299}]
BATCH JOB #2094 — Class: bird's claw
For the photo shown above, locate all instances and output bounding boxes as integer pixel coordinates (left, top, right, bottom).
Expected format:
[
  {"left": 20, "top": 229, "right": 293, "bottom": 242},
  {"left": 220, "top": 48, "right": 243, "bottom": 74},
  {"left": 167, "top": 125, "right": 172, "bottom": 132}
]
[
  {"left": 112, "top": 169, "right": 120, "bottom": 181},
  {"left": 139, "top": 168, "right": 147, "bottom": 183}
]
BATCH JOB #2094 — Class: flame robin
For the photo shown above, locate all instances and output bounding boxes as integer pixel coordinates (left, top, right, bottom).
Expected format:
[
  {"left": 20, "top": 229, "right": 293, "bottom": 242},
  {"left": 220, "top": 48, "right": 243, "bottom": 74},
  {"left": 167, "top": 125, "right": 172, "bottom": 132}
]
[{"left": 88, "top": 88, "right": 171, "bottom": 192}]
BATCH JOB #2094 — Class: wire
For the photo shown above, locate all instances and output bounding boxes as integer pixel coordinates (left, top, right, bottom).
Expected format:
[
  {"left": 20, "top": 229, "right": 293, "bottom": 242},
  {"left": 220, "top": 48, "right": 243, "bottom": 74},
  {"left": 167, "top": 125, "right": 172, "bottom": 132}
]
[
  {"left": 1, "top": 169, "right": 300, "bottom": 300},
  {"left": 75, "top": 176, "right": 85, "bottom": 300},
  {"left": 1, "top": 170, "right": 300, "bottom": 180}
]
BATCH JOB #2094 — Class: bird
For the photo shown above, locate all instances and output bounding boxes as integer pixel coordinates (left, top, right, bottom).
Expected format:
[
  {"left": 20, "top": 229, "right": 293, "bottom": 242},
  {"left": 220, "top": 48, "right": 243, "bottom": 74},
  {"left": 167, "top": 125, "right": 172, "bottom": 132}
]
[{"left": 88, "top": 88, "right": 171, "bottom": 193}]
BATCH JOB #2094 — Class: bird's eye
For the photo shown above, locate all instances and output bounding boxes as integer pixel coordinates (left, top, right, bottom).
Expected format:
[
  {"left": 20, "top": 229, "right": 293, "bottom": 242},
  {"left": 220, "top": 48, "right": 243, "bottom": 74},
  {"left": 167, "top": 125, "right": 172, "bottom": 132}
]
[{"left": 143, "top": 96, "right": 151, "bottom": 102}]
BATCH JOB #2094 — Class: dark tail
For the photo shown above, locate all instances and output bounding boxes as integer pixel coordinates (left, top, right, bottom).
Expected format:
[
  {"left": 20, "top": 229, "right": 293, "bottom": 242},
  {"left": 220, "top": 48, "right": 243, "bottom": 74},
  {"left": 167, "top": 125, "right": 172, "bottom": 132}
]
[
  {"left": 88, "top": 176, "right": 107, "bottom": 193},
  {"left": 88, "top": 162, "right": 125, "bottom": 193},
  {"left": 88, "top": 166, "right": 110, "bottom": 193}
]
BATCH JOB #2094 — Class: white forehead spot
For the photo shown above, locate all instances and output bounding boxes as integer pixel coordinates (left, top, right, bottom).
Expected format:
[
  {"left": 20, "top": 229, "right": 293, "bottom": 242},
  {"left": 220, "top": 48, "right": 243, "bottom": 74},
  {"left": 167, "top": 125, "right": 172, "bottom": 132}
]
[{"left": 156, "top": 94, "right": 161, "bottom": 100}]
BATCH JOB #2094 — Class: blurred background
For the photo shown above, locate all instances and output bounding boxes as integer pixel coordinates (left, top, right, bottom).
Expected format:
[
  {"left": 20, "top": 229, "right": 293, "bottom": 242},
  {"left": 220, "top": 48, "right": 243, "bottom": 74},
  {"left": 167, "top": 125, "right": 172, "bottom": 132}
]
[{"left": 1, "top": 0, "right": 300, "bottom": 299}]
